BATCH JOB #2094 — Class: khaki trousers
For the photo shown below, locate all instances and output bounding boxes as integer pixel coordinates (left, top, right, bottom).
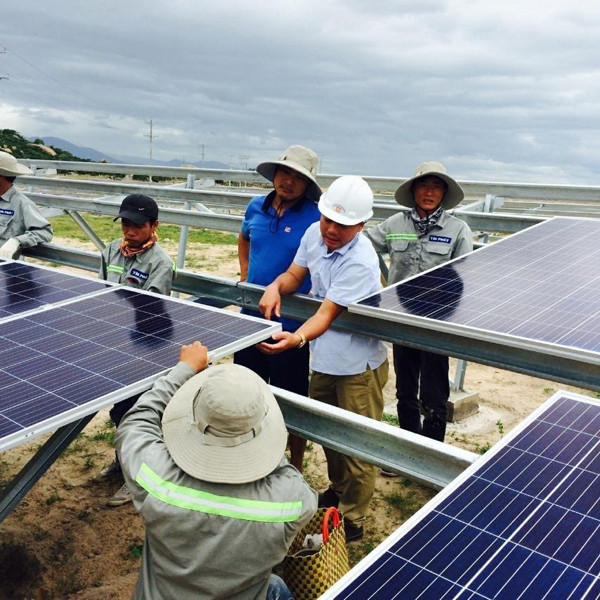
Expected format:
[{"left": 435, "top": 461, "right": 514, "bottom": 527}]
[{"left": 309, "top": 360, "right": 389, "bottom": 525}]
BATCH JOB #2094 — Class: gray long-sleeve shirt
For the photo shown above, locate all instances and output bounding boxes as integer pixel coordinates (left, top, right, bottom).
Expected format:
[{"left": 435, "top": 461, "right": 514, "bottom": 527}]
[
  {"left": 365, "top": 210, "right": 473, "bottom": 285},
  {"left": 116, "top": 362, "right": 317, "bottom": 600},
  {"left": 0, "top": 185, "right": 53, "bottom": 247},
  {"left": 99, "top": 239, "right": 175, "bottom": 295}
]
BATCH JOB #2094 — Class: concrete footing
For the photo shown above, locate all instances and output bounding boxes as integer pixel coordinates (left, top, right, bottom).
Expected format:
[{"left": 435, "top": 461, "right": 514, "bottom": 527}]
[{"left": 446, "top": 390, "right": 480, "bottom": 422}]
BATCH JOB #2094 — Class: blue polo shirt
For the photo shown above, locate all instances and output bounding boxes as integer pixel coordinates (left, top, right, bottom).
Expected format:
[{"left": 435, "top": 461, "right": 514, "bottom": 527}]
[
  {"left": 241, "top": 191, "right": 320, "bottom": 331},
  {"left": 293, "top": 222, "right": 388, "bottom": 376}
]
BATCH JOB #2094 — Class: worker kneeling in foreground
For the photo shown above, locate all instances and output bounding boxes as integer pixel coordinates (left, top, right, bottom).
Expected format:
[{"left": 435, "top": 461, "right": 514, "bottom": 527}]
[{"left": 116, "top": 341, "right": 317, "bottom": 600}]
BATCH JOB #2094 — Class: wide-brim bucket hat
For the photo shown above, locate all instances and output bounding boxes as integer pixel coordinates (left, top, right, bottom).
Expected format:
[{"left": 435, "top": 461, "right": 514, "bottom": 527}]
[
  {"left": 394, "top": 161, "right": 464, "bottom": 210},
  {"left": 162, "top": 364, "right": 287, "bottom": 484},
  {"left": 0, "top": 151, "right": 32, "bottom": 177},
  {"left": 256, "top": 145, "right": 322, "bottom": 202}
]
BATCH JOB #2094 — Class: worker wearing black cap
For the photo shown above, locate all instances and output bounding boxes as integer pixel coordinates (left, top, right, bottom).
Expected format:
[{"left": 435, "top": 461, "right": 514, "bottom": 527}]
[
  {"left": 98, "top": 193, "right": 175, "bottom": 506},
  {"left": 99, "top": 194, "right": 175, "bottom": 294}
]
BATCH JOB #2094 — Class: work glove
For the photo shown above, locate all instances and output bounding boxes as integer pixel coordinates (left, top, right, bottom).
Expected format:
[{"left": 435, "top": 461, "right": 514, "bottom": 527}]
[{"left": 0, "top": 238, "right": 21, "bottom": 259}]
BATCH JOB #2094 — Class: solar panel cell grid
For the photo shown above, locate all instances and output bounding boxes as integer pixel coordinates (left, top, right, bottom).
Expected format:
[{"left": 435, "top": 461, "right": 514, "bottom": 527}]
[
  {"left": 0, "top": 286, "right": 280, "bottom": 452},
  {"left": 352, "top": 217, "right": 600, "bottom": 358},
  {"left": 0, "top": 261, "right": 111, "bottom": 319},
  {"left": 324, "top": 393, "right": 600, "bottom": 600}
]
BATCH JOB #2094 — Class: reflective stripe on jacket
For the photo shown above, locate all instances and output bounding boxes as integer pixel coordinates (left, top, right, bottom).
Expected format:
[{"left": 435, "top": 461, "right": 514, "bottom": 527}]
[
  {"left": 116, "top": 362, "right": 317, "bottom": 600},
  {"left": 365, "top": 210, "right": 473, "bottom": 285}
]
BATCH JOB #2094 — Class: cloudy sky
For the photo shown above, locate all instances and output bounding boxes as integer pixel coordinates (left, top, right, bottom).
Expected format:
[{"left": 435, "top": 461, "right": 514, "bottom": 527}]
[{"left": 2, "top": 1, "right": 599, "bottom": 184}]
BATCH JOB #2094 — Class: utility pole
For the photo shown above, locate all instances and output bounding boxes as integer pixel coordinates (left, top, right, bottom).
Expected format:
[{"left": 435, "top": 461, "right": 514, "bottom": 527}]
[
  {"left": 144, "top": 119, "right": 157, "bottom": 183},
  {"left": 0, "top": 47, "right": 8, "bottom": 81},
  {"left": 200, "top": 142, "right": 206, "bottom": 163}
]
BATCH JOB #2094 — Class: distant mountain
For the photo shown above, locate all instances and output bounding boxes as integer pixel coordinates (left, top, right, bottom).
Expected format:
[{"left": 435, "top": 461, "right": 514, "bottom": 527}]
[
  {"left": 113, "top": 153, "right": 230, "bottom": 170},
  {"left": 36, "top": 138, "right": 230, "bottom": 170},
  {"left": 1, "top": 129, "right": 91, "bottom": 162},
  {"left": 32, "top": 136, "right": 117, "bottom": 162},
  {"left": 23, "top": 133, "right": 231, "bottom": 170}
]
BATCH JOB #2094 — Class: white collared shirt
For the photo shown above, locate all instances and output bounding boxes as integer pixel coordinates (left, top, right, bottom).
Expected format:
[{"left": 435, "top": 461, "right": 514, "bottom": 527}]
[{"left": 293, "top": 222, "right": 388, "bottom": 376}]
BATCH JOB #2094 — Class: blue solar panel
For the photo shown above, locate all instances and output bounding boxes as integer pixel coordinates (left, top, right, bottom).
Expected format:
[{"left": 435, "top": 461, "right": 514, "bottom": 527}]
[
  {"left": 0, "top": 287, "right": 280, "bottom": 452},
  {"left": 351, "top": 218, "right": 600, "bottom": 357},
  {"left": 322, "top": 392, "right": 600, "bottom": 600},
  {"left": 0, "top": 261, "right": 112, "bottom": 319}
]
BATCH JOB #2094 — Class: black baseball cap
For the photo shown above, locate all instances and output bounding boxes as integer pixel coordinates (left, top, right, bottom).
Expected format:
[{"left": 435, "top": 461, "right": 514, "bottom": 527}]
[{"left": 114, "top": 194, "right": 159, "bottom": 225}]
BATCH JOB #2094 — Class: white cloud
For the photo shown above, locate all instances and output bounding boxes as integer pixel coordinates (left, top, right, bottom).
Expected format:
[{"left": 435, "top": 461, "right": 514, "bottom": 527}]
[{"left": 1, "top": 0, "right": 600, "bottom": 182}]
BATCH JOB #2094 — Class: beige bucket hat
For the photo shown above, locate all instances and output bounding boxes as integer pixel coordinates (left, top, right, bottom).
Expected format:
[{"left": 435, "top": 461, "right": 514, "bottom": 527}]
[
  {"left": 0, "top": 151, "right": 32, "bottom": 177},
  {"left": 256, "top": 145, "right": 322, "bottom": 202},
  {"left": 394, "top": 161, "right": 464, "bottom": 210},
  {"left": 162, "top": 364, "right": 287, "bottom": 484}
]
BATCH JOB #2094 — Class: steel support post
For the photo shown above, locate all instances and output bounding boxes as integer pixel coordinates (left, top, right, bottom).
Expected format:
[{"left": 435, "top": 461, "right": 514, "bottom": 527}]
[{"left": 0, "top": 414, "right": 95, "bottom": 524}]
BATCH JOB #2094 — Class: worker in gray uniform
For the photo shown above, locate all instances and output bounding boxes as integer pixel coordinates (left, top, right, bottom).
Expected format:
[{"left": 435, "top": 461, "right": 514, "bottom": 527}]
[
  {"left": 98, "top": 193, "right": 176, "bottom": 506},
  {"left": 116, "top": 341, "right": 317, "bottom": 600},
  {"left": 0, "top": 150, "right": 53, "bottom": 259},
  {"left": 365, "top": 161, "right": 473, "bottom": 443},
  {"left": 99, "top": 194, "right": 174, "bottom": 295}
]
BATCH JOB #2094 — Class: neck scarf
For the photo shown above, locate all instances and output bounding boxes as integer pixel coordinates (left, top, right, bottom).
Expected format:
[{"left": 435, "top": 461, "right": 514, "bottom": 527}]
[
  {"left": 410, "top": 206, "right": 444, "bottom": 236},
  {"left": 120, "top": 233, "right": 158, "bottom": 258}
]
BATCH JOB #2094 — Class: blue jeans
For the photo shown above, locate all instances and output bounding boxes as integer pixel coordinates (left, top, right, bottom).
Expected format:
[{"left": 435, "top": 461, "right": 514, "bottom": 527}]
[{"left": 267, "top": 574, "right": 294, "bottom": 600}]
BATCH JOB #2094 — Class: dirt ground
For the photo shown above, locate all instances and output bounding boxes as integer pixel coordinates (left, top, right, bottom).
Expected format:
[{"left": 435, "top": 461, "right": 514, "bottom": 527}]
[{"left": 0, "top": 239, "right": 597, "bottom": 599}]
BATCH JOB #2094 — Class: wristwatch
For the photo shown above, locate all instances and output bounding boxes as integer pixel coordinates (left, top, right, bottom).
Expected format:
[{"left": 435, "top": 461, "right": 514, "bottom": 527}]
[{"left": 295, "top": 331, "right": 307, "bottom": 348}]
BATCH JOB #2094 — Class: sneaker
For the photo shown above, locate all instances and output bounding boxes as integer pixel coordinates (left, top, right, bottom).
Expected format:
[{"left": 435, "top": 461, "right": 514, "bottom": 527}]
[
  {"left": 317, "top": 488, "right": 339, "bottom": 509},
  {"left": 380, "top": 468, "right": 400, "bottom": 478},
  {"left": 344, "top": 521, "right": 364, "bottom": 543},
  {"left": 99, "top": 459, "right": 122, "bottom": 479},
  {"left": 107, "top": 483, "right": 132, "bottom": 507}
]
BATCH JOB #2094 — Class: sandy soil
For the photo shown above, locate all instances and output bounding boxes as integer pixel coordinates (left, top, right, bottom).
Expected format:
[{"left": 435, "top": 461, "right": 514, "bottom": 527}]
[{"left": 0, "top": 239, "right": 597, "bottom": 599}]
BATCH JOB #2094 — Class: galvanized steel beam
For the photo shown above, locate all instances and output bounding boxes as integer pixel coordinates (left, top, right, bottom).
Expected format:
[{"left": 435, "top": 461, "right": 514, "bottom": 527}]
[
  {"left": 0, "top": 414, "right": 94, "bottom": 524},
  {"left": 21, "top": 160, "right": 600, "bottom": 202},
  {"left": 273, "top": 387, "right": 477, "bottom": 489},
  {"left": 27, "top": 193, "right": 243, "bottom": 233}
]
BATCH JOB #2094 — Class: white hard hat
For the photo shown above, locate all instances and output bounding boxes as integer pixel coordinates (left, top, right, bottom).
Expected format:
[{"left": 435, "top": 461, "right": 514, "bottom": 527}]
[{"left": 318, "top": 176, "right": 374, "bottom": 226}]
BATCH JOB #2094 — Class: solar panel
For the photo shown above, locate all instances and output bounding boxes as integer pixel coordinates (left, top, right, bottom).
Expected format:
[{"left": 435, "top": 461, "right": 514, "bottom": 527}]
[
  {"left": 322, "top": 391, "right": 600, "bottom": 599},
  {"left": 0, "top": 287, "right": 281, "bottom": 452},
  {"left": 0, "top": 260, "right": 112, "bottom": 319},
  {"left": 351, "top": 217, "right": 600, "bottom": 363}
]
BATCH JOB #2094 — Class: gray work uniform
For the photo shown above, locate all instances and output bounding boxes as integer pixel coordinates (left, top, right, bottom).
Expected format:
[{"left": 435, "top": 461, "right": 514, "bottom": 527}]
[
  {"left": 364, "top": 211, "right": 473, "bottom": 285},
  {"left": 99, "top": 239, "right": 175, "bottom": 295},
  {"left": 116, "top": 362, "right": 317, "bottom": 600},
  {"left": 0, "top": 185, "right": 53, "bottom": 247},
  {"left": 365, "top": 210, "right": 473, "bottom": 441}
]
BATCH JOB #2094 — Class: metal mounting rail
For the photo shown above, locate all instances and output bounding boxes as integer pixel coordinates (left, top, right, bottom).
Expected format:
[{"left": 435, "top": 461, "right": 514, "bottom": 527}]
[
  {"left": 22, "top": 244, "right": 600, "bottom": 392},
  {"left": 20, "top": 159, "right": 600, "bottom": 202},
  {"left": 273, "top": 386, "right": 476, "bottom": 489}
]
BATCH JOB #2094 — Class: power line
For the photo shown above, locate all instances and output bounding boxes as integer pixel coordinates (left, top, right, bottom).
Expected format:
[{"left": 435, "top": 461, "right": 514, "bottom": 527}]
[{"left": 0, "top": 41, "right": 146, "bottom": 138}]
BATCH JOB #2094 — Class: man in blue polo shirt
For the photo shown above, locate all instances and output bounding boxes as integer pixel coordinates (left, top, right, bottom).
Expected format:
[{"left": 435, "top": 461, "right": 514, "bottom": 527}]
[
  {"left": 258, "top": 176, "right": 389, "bottom": 542},
  {"left": 235, "top": 145, "right": 321, "bottom": 471}
]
